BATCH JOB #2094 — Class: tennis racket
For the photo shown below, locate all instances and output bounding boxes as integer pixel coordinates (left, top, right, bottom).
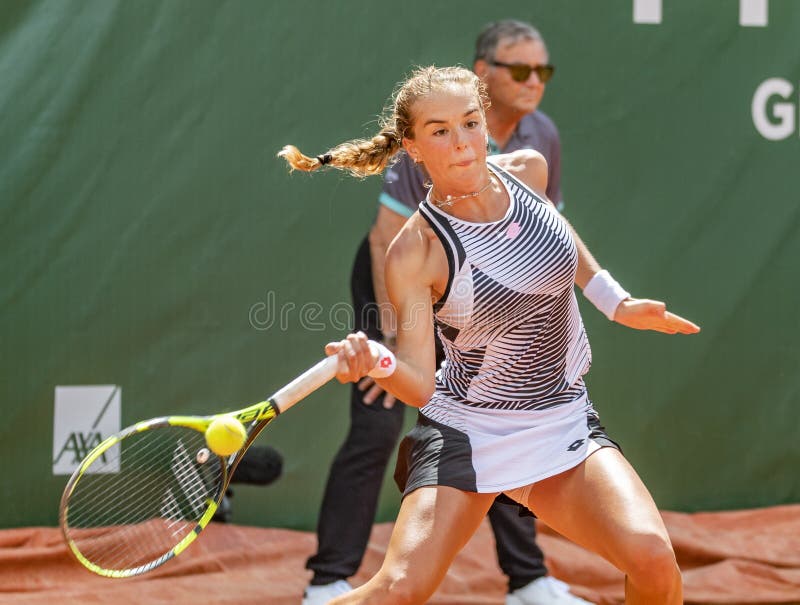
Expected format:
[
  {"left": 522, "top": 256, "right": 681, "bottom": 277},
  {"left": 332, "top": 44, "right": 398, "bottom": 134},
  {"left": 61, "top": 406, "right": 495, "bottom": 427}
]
[{"left": 59, "top": 341, "right": 395, "bottom": 578}]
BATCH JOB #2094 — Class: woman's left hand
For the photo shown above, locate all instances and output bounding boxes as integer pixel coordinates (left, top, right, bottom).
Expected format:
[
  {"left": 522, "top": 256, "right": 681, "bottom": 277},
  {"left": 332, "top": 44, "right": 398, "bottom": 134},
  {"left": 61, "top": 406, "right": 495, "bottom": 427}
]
[{"left": 613, "top": 298, "right": 701, "bottom": 334}]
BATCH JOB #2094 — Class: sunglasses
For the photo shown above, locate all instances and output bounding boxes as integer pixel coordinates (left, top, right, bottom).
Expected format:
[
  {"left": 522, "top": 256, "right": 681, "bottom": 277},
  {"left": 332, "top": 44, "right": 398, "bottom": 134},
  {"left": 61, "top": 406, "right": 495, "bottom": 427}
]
[{"left": 490, "top": 61, "right": 555, "bottom": 84}]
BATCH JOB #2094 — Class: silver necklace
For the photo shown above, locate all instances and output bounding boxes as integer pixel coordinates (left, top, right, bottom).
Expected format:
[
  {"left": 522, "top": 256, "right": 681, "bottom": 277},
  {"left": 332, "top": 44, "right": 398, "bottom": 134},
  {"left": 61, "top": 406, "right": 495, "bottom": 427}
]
[{"left": 430, "top": 175, "right": 494, "bottom": 208}]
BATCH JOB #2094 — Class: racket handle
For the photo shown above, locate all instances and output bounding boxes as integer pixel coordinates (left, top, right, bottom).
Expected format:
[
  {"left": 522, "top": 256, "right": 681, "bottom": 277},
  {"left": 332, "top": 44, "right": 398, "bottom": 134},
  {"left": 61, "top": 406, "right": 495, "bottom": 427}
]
[
  {"left": 271, "top": 355, "right": 339, "bottom": 412},
  {"left": 271, "top": 340, "right": 396, "bottom": 413}
]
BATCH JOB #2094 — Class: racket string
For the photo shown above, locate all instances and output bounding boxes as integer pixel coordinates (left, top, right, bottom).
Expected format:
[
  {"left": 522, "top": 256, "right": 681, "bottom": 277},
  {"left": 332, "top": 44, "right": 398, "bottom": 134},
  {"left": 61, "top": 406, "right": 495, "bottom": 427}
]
[
  {"left": 70, "top": 434, "right": 217, "bottom": 568},
  {"left": 69, "top": 431, "right": 191, "bottom": 536},
  {"left": 63, "top": 425, "right": 225, "bottom": 573}
]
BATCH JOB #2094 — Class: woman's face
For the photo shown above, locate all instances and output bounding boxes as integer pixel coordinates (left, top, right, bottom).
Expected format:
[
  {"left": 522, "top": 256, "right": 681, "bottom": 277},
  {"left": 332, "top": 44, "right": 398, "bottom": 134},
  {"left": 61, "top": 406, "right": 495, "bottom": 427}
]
[{"left": 403, "top": 85, "right": 489, "bottom": 195}]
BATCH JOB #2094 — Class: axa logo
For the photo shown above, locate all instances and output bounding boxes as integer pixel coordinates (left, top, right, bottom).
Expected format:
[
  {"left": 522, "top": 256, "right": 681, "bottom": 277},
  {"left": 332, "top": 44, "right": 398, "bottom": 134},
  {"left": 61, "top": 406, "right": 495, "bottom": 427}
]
[
  {"left": 54, "top": 431, "right": 107, "bottom": 465},
  {"left": 52, "top": 385, "right": 121, "bottom": 475}
]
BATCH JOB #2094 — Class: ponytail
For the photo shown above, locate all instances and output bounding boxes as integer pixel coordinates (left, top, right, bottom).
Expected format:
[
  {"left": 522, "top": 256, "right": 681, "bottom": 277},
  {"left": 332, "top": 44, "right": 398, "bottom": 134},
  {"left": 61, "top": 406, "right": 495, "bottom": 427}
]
[{"left": 277, "top": 129, "right": 402, "bottom": 177}]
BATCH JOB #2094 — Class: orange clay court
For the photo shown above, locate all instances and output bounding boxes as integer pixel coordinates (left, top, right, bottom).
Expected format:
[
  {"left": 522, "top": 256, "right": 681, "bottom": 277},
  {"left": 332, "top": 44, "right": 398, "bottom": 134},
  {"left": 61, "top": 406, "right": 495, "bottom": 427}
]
[{"left": 3, "top": 506, "right": 800, "bottom": 604}]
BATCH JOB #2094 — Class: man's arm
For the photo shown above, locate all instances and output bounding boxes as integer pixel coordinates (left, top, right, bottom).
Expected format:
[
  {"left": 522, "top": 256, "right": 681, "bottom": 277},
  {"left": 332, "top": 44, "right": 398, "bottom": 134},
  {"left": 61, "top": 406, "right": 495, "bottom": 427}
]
[
  {"left": 544, "top": 120, "right": 563, "bottom": 210},
  {"left": 368, "top": 205, "right": 411, "bottom": 341}
]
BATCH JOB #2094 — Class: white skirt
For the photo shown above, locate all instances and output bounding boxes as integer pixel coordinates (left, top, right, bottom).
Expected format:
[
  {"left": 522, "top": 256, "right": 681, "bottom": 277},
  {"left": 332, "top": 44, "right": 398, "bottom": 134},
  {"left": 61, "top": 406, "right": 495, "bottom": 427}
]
[{"left": 394, "top": 390, "right": 619, "bottom": 496}]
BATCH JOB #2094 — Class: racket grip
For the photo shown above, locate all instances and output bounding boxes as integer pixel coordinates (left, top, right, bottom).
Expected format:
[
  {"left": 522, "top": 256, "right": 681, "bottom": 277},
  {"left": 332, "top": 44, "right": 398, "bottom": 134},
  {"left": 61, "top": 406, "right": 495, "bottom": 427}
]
[
  {"left": 367, "top": 340, "right": 397, "bottom": 378},
  {"left": 271, "top": 339, "right": 396, "bottom": 414},
  {"left": 271, "top": 355, "right": 340, "bottom": 413}
]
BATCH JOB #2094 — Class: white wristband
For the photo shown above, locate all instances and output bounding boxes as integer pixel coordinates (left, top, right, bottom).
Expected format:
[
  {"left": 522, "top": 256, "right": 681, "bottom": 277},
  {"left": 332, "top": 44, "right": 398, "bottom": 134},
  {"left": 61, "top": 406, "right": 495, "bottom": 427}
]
[
  {"left": 368, "top": 341, "right": 397, "bottom": 378},
  {"left": 582, "top": 270, "right": 630, "bottom": 321}
]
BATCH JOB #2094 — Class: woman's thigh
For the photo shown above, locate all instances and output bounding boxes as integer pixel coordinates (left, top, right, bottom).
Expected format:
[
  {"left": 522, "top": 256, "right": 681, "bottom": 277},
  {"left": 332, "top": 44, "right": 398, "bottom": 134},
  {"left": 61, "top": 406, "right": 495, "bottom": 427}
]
[{"left": 521, "top": 447, "right": 672, "bottom": 571}]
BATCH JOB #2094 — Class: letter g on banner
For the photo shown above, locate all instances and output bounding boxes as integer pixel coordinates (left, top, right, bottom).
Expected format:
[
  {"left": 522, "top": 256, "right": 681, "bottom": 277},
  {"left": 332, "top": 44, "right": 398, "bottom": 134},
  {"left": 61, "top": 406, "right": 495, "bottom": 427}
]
[{"left": 752, "top": 78, "right": 795, "bottom": 140}]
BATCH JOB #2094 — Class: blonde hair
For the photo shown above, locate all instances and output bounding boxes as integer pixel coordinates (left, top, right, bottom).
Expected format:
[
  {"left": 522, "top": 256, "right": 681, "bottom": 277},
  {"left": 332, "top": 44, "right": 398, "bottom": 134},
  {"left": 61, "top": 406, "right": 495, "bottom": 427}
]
[{"left": 278, "top": 66, "right": 488, "bottom": 177}]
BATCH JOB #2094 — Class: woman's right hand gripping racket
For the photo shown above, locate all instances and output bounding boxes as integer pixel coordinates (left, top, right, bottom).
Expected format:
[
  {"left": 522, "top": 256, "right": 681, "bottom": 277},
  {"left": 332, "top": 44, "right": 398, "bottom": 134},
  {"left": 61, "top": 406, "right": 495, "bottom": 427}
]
[{"left": 59, "top": 340, "right": 395, "bottom": 578}]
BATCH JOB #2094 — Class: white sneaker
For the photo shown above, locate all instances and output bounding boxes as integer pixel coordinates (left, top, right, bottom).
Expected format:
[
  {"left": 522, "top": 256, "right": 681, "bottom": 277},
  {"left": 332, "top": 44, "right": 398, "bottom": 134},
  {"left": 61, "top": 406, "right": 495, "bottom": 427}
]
[
  {"left": 302, "top": 580, "right": 353, "bottom": 605},
  {"left": 506, "top": 576, "right": 595, "bottom": 605}
]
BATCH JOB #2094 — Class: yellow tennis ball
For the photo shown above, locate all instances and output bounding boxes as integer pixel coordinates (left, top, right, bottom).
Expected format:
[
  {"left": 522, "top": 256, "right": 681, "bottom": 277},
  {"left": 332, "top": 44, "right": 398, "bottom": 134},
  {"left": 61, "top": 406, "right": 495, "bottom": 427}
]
[{"left": 205, "top": 416, "right": 246, "bottom": 456}]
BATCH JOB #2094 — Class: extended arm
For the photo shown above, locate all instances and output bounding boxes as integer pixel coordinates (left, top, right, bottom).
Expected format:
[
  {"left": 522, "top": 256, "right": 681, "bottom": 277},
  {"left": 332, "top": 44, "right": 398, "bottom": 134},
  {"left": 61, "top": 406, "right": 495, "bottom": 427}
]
[
  {"left": 500, "top": 149, "right": 700, "bottom": 335},
  {"left": 570, "top": 225, "right": 699, "bottom": 333}
]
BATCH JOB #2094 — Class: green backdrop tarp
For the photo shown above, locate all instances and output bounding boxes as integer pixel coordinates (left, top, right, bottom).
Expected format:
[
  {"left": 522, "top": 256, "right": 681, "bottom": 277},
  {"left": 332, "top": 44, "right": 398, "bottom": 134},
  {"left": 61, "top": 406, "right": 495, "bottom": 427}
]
[{"left": 1, "top": 0, "right": 798, "bottom": 529}]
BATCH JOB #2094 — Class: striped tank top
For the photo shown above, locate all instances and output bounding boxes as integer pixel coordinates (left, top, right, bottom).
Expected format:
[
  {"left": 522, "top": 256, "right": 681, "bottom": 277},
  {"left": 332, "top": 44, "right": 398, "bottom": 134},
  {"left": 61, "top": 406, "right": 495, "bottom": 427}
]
[{"left": 418, "top": 162, "right": 591, "bottom": 415}]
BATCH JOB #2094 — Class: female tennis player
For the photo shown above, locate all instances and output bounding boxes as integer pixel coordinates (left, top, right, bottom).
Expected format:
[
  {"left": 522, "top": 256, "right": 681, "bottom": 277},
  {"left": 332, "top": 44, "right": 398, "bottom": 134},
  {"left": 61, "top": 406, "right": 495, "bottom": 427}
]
[{"left": 279, "top": 66, "right": 698, "bottom": 605}]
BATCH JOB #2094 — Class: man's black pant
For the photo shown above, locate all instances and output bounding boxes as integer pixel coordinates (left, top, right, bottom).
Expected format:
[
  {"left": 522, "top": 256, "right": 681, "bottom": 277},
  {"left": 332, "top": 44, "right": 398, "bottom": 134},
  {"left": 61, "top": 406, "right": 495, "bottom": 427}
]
[{"left": 306, "top": 238, "right": 546, "bottom": 592}]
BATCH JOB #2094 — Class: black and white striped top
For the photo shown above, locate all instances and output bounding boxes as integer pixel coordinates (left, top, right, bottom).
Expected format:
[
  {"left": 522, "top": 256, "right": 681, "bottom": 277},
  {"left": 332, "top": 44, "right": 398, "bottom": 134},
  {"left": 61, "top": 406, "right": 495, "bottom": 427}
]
[{"left": 419, "top": 162, "right": 591, "bottom": 412}]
